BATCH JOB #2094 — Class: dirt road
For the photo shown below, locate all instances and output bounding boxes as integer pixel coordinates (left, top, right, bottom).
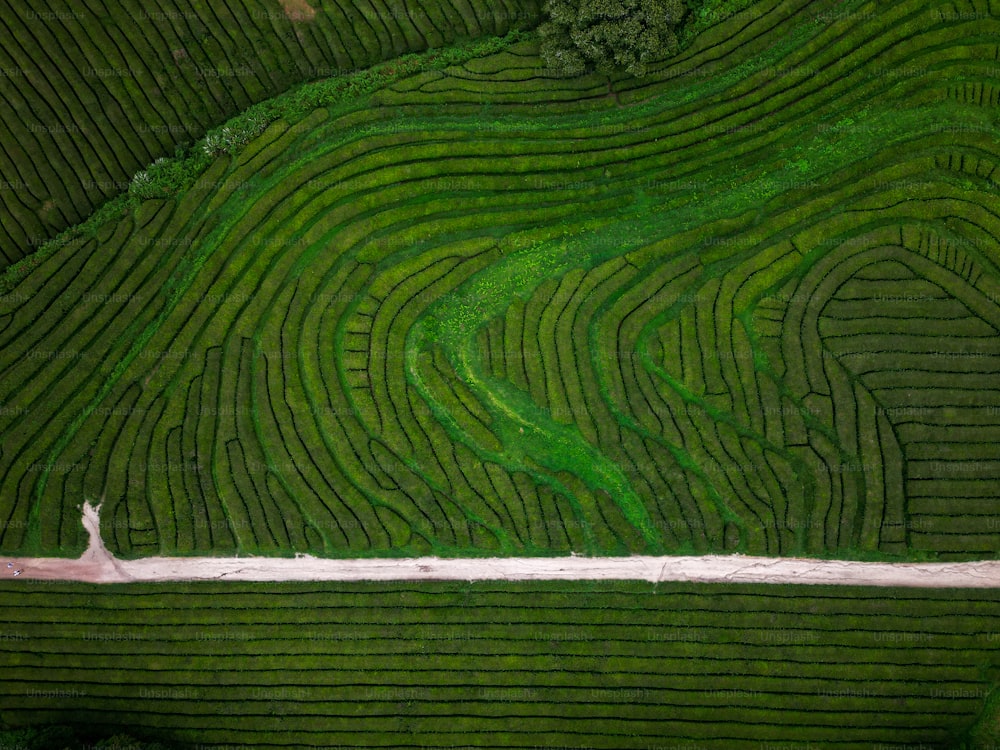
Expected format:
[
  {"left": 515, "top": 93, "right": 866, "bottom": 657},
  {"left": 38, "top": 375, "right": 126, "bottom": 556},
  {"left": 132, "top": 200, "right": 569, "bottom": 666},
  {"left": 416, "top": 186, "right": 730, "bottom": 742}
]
[{"left": 3, "top": 502, "right": 998, "bottom": 587}]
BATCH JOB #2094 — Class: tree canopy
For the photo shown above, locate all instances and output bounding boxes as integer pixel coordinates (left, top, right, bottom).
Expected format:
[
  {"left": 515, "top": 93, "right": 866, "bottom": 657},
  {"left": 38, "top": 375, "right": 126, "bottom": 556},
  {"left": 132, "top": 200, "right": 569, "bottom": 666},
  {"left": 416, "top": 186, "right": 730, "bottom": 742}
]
[{"left": 539, "top": 0, "right": 688, "bottom": 78}]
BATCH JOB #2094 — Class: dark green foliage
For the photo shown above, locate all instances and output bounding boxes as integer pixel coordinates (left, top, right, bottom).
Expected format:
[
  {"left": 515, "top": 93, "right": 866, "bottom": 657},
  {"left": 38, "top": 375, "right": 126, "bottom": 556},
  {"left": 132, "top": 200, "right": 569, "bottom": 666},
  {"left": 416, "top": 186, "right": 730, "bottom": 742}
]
[
  {"left": 539, "top": 0, "right": 687, "bottom": 76},
  {"left": 0, "top": 725, "right": 175, "bottom": 750},
  {"left": 960, "top": 686, "right": 1000, "bottom": 748}
]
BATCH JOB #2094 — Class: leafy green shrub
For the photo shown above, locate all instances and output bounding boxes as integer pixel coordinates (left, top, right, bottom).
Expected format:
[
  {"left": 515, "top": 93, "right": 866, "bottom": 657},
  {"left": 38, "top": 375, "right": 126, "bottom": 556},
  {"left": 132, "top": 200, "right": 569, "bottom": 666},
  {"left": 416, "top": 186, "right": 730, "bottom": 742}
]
[{"left": 539, "top": 0, "right": 687, "bottom": 77}]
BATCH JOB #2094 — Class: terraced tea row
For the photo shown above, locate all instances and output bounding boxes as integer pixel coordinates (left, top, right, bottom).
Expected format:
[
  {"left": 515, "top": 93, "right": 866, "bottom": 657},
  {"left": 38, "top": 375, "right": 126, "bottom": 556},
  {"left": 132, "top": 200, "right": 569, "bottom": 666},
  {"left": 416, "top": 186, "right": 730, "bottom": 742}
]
[
  {"left": 1, "top": 0, "right": 999, "bottom": 560},
  {"left": 0, "top": 0, "right": 540, "bottom": 268},
  {"left": 0, "top": 581, "right": 997, "bottom": 748}
]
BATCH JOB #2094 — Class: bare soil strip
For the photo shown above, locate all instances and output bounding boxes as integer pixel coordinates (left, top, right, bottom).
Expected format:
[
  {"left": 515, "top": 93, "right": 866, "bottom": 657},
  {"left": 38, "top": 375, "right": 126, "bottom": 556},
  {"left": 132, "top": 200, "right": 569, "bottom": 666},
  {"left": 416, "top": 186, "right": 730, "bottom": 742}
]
[
  {"left": 3, "top": 503, "right": 998, "bottom": 586},
  {"left": 279, "top": 0, "right": 317, "bottom": 21}
]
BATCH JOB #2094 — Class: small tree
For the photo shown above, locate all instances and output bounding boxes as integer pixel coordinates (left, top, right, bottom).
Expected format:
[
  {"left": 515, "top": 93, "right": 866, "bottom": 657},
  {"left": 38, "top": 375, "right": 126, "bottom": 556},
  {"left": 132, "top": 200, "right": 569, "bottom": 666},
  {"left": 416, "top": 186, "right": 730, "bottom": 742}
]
[{"left": 539, "top": 0, "right": 687, "bottom": 78}]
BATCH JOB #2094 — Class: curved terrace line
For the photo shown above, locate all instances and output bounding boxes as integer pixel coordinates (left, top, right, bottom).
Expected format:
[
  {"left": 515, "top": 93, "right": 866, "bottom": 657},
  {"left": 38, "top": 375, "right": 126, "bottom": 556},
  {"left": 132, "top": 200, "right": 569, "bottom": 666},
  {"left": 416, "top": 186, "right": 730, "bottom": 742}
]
[{"left": 3, "top": 502, "right": 997, "bottom": 586}]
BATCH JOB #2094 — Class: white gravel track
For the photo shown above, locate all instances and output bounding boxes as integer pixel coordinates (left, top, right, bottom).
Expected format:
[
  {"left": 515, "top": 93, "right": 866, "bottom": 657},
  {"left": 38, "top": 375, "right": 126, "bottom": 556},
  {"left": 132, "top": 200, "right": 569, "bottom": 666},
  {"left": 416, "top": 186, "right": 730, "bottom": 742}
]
[{"left": 3, "top": 502, "right": 999, "bottom": 587}]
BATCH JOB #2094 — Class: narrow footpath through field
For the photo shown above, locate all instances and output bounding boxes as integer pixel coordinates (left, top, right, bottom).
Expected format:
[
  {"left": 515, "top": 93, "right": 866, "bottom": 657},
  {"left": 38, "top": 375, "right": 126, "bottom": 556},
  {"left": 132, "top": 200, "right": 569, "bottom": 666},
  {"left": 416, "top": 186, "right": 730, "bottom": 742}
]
[{"left": 4, "top": 503, "right": 998, "bottom": 586}]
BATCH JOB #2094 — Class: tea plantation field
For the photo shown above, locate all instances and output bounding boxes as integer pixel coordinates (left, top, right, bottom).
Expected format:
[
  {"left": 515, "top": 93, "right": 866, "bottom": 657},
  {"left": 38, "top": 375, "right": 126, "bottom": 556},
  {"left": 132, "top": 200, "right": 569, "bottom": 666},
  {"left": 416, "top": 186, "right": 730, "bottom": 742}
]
[
  {"left": 0, "top": 580, "right": 998, "bottom": 748},
  {"left": 0, "top": 0, "right": 540, "bottom": 267},
  {"left": 2, "top": 0, "right": 1000, "bottom": 747},
  {"left": 3, "top": 0, "right": 1000, "bottom": 562}
]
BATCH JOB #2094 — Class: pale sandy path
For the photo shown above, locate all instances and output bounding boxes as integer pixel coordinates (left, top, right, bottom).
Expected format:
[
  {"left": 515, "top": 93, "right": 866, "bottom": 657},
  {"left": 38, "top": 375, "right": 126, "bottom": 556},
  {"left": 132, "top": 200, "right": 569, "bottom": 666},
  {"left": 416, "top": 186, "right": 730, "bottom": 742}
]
[{"left": 3, "top": 502, "right": 999, "bottom": 587}]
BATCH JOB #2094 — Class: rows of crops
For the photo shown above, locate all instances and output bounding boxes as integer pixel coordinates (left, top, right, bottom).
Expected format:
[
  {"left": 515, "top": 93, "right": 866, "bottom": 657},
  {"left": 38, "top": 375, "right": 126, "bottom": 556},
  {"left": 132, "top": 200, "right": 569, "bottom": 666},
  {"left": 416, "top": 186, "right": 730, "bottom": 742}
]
[
  {"left": 0, "top": 0, "right": 540, "bottom": 268},
  {"left": 1, "top": 0, "right": 999, "bottom": 560},
  {"left": 0, "top": 580, "right": 996, "bottom": 748}
]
